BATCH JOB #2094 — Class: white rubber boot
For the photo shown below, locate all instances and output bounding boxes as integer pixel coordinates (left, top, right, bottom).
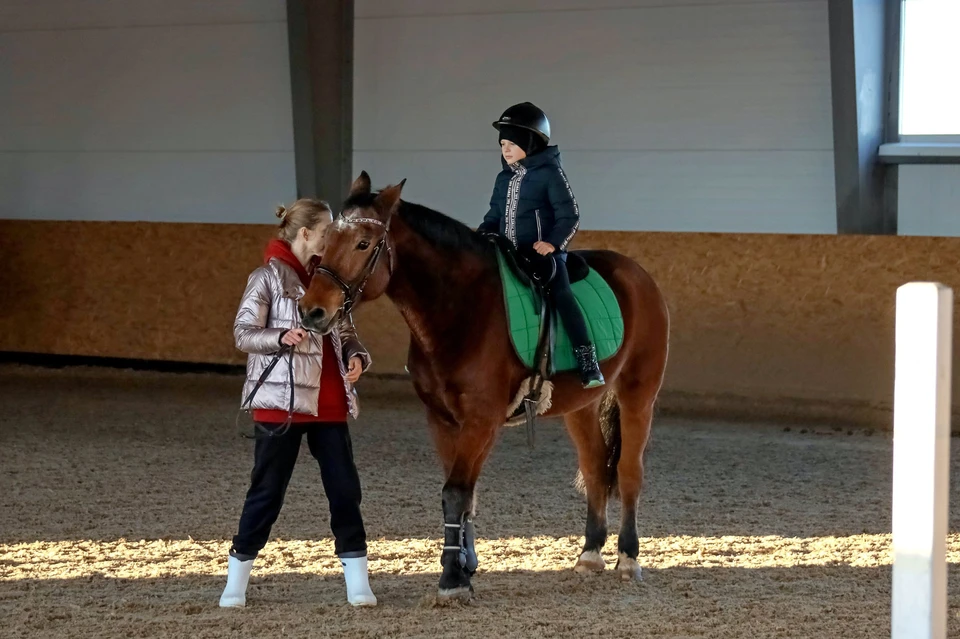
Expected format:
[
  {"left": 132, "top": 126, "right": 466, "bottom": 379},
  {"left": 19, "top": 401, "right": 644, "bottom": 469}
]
[
  {"left": 219, "top": 555, "right": 254, "bottom": 608},
  {"left": 341, "top": 556, "right": 377, "bottom": 606}
]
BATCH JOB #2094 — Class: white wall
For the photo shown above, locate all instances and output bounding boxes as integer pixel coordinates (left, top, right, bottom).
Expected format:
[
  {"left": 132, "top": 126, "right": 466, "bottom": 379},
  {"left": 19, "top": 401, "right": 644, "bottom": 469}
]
[
  {"left": 354, "top": 0, "right": 836, "bottom": 234},
  {"left": 897, "top": 166, "right": 960, "bottom": 236},
  {"left": 2, "top": 0, "right": 838, "bottom": 231},
  {"left": 0, "top": 0, "right": 296, "bottom": 223}
]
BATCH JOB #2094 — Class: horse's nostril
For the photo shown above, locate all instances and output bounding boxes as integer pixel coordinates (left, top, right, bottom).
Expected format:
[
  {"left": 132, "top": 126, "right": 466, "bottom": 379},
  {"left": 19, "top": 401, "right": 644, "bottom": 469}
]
[{"left": 306, "top": 308, "right": 326, "bottom": 323}]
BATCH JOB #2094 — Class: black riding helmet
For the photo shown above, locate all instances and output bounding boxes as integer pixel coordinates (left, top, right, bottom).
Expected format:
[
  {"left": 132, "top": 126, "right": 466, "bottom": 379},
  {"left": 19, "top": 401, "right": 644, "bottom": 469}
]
[{"left": 492, "top": 102, "right": 551, "bottom": 145}]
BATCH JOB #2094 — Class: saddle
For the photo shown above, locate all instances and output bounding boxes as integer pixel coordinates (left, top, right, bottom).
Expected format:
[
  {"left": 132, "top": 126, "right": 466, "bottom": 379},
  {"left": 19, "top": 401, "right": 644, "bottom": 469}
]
[
  {"left": 494, "top": 236, "right": 591, "bottom": 288},
  {"left": 490, "top": 236, "right": 590, "bottom": 446},
  {"left": 490, "top": 236, "right": 625, "bottom": 447}
]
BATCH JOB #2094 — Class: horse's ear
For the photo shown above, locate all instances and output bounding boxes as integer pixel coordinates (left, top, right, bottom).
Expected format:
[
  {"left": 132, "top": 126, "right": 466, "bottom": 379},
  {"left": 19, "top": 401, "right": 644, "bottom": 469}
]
[
  {"left": 350, "top": 171, "right": 372, "bottom": 197},
  {"left": 375, "top": 178, "right": 406, "bottom": 214}
]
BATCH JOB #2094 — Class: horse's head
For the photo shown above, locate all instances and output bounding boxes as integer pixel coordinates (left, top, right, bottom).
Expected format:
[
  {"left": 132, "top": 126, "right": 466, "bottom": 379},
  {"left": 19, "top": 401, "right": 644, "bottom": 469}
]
[{"left": 299, "top": 171, "right": 404, "bottom": 334}]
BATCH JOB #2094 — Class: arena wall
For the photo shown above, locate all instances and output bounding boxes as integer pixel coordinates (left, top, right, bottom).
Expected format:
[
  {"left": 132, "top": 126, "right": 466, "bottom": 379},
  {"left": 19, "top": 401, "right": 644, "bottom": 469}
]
[{"left": 6, "top": 219, "right": 960, "bottom": 426}]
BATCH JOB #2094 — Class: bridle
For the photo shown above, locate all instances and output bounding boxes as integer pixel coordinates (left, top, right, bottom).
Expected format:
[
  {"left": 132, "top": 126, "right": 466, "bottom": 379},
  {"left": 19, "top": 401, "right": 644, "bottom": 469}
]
[{"left": 310, "top": 211, "right": 394, "bottom": 318}]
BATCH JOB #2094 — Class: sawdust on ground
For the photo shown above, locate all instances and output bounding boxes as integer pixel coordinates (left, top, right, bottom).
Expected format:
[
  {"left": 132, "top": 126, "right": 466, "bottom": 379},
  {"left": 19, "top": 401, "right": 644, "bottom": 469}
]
[{"left": 1, "top": 365, "right": 958, "bottom": 638}]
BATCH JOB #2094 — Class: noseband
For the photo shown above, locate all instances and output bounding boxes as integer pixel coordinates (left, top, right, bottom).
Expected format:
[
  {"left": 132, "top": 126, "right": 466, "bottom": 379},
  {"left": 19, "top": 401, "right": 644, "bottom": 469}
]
[{"left": 311, "top": 213, "right": 393, "bottom": 317}]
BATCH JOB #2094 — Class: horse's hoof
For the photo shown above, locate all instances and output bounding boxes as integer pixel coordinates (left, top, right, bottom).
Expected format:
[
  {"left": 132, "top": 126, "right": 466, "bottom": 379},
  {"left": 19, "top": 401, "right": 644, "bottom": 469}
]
[
  {"left": 616, "top": 553, "right": 643, "bottom": 582},
  {"left": 574, "top": 550, "right": 606, "bottom": 573},
  {"left": 437, "top": 586, "right": 472, "bottom": 604}
]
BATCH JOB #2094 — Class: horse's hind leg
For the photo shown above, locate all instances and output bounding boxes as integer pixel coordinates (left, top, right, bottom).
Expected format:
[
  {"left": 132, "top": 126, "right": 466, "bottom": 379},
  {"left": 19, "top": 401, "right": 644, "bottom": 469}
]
[
  {"left": 613, "top": 380, "right": 656, "bottom": 582},
  {"left": 565, "top": 401, "right": 610, "bottom": 573}
]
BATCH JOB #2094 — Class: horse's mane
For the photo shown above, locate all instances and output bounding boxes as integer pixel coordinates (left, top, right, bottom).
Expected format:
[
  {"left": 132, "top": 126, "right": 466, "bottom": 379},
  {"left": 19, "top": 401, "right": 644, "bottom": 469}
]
[
  {"left": 398, "top": 201, "right": 494, "bottom": 257},
  {"left": 342, "top": 192, "right": 493, "bottom": 258}
]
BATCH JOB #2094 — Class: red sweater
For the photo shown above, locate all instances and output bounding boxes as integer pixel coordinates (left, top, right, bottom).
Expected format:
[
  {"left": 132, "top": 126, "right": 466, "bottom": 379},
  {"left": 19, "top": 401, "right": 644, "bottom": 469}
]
[{"left": 253, "top": 240, "right": 349, "bottom": 424}]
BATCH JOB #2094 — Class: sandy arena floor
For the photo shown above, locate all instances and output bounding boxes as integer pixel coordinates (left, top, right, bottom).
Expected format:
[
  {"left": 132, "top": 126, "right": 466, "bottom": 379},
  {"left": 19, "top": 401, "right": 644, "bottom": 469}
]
[{"left": 1, "top": 364, "right": 958, "bottom": 638}]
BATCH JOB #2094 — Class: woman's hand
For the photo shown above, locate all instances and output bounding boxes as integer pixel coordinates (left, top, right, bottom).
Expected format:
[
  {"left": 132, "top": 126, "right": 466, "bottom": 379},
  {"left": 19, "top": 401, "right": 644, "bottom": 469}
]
[
  {"left": 281, "top": 328, "right": 307, "bottom": 347},
  {"left": 345, "top": 356, "right": 364, "bottom": 383},
  {"left": 533, "top": 241, "right": 556, "bottom": 255}
]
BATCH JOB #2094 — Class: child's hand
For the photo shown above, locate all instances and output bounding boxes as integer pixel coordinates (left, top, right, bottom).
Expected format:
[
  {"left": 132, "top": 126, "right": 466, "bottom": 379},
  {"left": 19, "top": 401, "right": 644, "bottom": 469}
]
[
  {"left": 533, "top": 241, "right": 556, "bottom": 255},
  {"left": 345, "top": 356, "right": 364, "bottom": 383},
  {"left": 281, "top": 328, "right": 307, "bottom": 347}
]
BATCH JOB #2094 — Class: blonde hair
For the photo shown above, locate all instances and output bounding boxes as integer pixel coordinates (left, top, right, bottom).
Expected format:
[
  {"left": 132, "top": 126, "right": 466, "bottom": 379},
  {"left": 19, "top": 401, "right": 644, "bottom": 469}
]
[{"left": 275, "top": 198, "right": 333, "bottom": 242}]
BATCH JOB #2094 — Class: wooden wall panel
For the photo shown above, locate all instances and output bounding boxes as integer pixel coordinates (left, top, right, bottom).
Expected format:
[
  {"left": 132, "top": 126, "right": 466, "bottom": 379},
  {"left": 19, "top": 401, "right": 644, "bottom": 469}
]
[{"left": 5, "top": 219, "right": 960, "bottom": 426}]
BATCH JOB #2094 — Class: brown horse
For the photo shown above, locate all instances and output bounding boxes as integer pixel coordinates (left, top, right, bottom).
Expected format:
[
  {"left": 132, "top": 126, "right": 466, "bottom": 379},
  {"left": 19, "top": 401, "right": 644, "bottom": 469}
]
[{"left": 299, "top": 172, "right": 670, "bottom": 601}]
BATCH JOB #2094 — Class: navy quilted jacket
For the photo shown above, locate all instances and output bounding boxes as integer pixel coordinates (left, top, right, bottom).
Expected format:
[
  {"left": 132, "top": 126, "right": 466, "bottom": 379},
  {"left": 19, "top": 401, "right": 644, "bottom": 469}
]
[{"left": 478, "top": 146, "right": 580, "bottom": 251}]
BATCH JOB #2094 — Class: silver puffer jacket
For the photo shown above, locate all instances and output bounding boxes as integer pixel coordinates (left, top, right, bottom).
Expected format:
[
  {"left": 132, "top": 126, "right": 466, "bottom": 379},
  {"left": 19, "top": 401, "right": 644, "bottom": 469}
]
[{"left": 234, "top": 257, "right": 371, "bottom": 418}]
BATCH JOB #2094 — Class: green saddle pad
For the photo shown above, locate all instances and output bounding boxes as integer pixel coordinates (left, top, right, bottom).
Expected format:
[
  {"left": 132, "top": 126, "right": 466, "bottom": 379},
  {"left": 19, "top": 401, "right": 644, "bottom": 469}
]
[{"left": 496, "top": 251, "right": 625, "bottom": 372}]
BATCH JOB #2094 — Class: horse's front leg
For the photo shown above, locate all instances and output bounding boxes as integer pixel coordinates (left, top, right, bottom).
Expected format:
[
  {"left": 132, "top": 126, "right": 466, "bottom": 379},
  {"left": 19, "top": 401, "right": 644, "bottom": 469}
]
[
  {"left": 439, "top": 477, "right": 475, "bottom": 599},
  {"left": 429, "top": 411, "right": 499, "bottom": 602}
]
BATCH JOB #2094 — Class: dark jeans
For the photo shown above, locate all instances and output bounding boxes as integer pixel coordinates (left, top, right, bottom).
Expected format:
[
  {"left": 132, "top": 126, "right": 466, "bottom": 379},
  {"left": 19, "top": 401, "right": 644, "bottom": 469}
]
[
  {"left": 230, "top": 422, "right": 367, "bottom": 560},
  {"left": 548, "top": 254, "right": 591, "bottom": 349}
]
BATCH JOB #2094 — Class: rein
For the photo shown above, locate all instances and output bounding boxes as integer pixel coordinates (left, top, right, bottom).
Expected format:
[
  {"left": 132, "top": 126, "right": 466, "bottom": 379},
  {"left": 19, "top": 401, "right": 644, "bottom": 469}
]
[
  {"left": 236, "top": 306, "right": 322, "bottom": 439},
  {"left": 236, "top": 342, "right": 296, "bottom": 439}
]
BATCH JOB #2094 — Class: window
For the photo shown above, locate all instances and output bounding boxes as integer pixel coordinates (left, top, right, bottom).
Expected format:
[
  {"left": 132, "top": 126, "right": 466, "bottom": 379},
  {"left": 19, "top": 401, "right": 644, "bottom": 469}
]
[{"left": 898, "top": 0, "right": 960, "bottom": 137}]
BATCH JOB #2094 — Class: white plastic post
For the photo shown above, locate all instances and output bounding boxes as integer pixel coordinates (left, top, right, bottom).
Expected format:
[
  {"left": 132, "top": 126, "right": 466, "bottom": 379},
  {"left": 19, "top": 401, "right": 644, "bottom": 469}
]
[{"left": 892, "top": 282, "right": 952, "bottom": 639}]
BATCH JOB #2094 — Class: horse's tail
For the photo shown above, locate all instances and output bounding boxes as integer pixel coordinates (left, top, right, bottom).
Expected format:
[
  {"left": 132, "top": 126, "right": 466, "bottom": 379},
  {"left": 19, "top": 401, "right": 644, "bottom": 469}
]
[{"left": 574, "top": 391, "right": 622, "bottom": 498}]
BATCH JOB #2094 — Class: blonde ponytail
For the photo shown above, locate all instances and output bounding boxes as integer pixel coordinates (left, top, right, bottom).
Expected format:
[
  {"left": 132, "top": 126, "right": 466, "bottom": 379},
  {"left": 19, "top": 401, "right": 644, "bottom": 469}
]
[{"left": 274, "top": 199, "right": 332, "bottom": 242}]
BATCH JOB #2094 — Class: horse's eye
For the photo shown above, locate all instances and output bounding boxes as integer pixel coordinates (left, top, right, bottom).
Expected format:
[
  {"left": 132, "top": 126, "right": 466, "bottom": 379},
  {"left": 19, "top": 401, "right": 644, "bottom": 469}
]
[{"left": 357, "top": 241, "right": 370, "bottom": 251}]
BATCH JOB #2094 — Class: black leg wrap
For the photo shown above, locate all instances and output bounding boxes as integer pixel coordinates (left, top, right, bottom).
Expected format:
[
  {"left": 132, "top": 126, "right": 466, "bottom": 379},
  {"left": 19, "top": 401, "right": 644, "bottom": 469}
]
[
  {"left": 439, "top": 485, "right": 473, "bottom": 592},
  {"left": 442, "top": 515, "right": 478, "bottom": 574},
  {"left": 463, "top": 518, "right": 478, "bottom": 574},
  {"left": 443, "top": 518, "right": 468, "bottom": 569}
]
